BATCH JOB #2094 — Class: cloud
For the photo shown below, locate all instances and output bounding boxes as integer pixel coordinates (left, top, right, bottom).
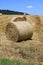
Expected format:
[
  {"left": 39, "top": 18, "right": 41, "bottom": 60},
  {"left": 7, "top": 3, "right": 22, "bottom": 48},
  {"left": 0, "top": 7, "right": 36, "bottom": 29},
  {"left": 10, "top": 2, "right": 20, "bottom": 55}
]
[{"left": 26, "top": 5, "right": 32, "bottom": 9}]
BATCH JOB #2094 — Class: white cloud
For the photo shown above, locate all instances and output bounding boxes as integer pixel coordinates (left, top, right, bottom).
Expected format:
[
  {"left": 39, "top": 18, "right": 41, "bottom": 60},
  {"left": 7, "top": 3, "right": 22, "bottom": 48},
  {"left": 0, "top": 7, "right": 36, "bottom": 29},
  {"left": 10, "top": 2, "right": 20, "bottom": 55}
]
[{"left": 26, "top": 5, "right": 32, "bottom": 9}]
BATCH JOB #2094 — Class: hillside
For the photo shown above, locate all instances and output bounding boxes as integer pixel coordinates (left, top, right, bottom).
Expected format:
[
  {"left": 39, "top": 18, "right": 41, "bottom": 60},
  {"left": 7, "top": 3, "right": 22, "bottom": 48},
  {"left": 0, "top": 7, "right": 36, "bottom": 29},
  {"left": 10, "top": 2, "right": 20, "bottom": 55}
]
[
  {"left": 0, "top": 10, "right": 28, "bottom": 15},
  {"left": 0, "top": 14, "right": 43, "bottom": 64}
]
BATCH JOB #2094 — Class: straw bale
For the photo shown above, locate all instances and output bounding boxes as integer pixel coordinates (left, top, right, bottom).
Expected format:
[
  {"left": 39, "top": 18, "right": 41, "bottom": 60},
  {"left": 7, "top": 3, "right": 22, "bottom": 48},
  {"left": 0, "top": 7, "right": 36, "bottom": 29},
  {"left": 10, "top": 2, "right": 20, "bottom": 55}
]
[
  {"left": 5, "top": 21, "right": 33, "bottom": 41},
  {"left": 0, "top": 13, "right": 2, "bottom": 15},
  {"left": 11, "top": 16, "right": 27, "bottom": 22},
  {"left": 27, "top": 15, "right": 41, "bottom": 31},
  {"left": 27, "top": 15, "right": 40, "bottom": 24},
  {"left": 33, "top": 15, "right": 40, "bottom": 24}
]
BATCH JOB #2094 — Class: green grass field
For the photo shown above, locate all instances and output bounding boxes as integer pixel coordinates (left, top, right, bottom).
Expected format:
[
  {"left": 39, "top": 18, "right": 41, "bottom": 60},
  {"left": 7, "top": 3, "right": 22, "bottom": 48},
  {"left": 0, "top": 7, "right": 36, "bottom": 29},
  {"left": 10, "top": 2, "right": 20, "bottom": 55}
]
[{"left": 0, "top": 59, "right": 35, "bottom": 65}]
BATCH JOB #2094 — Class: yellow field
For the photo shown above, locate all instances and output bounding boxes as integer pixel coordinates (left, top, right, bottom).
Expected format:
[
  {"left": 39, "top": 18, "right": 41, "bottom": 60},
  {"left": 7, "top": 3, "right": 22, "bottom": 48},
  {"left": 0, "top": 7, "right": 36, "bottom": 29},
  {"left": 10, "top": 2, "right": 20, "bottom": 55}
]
[{"left": 0, "top": 14, "right": 43, "bottom": 63}]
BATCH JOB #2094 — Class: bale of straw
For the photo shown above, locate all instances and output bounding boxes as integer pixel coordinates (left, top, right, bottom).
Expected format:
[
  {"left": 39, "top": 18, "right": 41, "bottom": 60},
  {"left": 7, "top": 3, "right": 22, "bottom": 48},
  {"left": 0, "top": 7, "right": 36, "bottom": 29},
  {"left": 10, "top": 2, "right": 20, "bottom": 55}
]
[
  {"left": 5, "top": 21, "right": 33, "bottom": 41},
  {"left": 33, "top": 15, "right": 40, "bottom": 24},
  {"left": 22, "top": 16, "right": 27, "bottom": 21},
  {"left": 0, "top": 13, "right": 2, "bottom": 15},
  {"left": 26, "top": 15, "right": 41, "bottom": 31},
  {"left": 27, "top": 15, "right": 40, "bottom": 24},
  {"left": 11, "top": 16, "right": 27, "bottom": 22}
]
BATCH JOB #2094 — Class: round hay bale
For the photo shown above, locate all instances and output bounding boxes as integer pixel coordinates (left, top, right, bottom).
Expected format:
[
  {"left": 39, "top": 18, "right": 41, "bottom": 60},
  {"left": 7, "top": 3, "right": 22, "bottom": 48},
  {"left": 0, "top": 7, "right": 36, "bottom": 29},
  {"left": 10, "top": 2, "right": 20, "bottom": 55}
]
[
  {"left": 26, "top": 15, "right": 41, "bottom": 31},
  {"left": 11, "top": 16, "right": 27, "bottom": 22},
  {"left": 27, "top": 15, "right": 40, "bottom": 24},
  {"left": 5, "top": 21, "right": 33, "bottom": 41},
  {"left": 0, "top": 13, "right": 2, "bottom": 15},
  {"left": 33, "top": 15, "right": 40, "bottom": 24},
  {"left": 22, "top": 16, "right": 27, "bottom": 21}
]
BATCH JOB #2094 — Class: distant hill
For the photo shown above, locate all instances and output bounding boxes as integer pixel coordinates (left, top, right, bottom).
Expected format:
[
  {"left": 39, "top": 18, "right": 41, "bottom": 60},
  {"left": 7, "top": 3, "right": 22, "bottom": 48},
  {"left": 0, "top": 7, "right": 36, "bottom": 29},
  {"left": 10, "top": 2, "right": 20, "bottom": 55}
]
[{"left": 0, "top": 10, "right": 28, "bottom": 15}]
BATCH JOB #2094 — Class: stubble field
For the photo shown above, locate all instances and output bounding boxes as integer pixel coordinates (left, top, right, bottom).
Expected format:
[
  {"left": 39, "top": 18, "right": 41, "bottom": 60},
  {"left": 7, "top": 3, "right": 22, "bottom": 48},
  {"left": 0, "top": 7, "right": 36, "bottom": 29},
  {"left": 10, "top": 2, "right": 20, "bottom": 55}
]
[{"left": 0, "top": 14, "right": 43, "bottom": 64}]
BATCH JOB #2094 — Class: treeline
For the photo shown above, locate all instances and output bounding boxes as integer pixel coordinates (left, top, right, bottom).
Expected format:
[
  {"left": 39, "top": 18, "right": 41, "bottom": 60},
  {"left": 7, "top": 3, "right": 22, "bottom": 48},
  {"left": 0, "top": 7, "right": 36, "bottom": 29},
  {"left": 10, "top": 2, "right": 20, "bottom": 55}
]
[{"left": 0, "top": 10, "right": 28, "bottom": 15}]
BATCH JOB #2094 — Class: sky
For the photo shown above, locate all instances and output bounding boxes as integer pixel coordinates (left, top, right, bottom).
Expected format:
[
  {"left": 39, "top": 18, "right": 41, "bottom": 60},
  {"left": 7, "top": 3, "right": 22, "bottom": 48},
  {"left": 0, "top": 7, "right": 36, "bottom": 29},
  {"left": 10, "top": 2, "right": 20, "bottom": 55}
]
[{"left": 0, "top": 0, "right": 43, "bottom": 15}]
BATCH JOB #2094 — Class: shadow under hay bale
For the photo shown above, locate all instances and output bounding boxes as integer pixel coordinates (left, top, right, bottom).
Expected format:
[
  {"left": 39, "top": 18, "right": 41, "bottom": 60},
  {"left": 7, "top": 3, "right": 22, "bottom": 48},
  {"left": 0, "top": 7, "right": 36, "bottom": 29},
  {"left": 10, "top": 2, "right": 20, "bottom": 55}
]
[{"left": 5, "top": 21, "right": 33, "bottom": 42}]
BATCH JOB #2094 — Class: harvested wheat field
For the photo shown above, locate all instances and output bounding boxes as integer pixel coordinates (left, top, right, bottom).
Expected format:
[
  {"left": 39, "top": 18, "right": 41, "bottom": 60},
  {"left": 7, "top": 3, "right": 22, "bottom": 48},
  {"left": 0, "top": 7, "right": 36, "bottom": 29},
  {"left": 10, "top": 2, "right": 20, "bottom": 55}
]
[{"left": 0, "top": 14, "right": 43, "bottom": 64}]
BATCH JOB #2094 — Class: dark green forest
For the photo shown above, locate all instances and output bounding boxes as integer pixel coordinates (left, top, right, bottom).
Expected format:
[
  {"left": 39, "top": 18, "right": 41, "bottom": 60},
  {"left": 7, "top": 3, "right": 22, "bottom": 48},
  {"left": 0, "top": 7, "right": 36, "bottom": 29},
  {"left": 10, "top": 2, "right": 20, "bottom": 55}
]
[{"left": 0, "top": 10, "right": 28, "bottom": 15}]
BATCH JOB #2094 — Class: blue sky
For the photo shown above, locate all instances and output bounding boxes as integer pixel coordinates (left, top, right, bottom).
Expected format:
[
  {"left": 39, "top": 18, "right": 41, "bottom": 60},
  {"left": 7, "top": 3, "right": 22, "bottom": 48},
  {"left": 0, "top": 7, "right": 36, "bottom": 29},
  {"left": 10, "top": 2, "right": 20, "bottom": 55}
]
[{"left": 0, "top": 0, "right": 43, "bottom": 15}]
